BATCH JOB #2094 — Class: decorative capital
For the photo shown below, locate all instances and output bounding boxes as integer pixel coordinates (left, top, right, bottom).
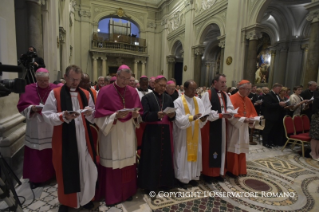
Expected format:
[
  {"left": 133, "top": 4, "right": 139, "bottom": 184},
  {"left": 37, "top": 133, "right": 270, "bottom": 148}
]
[
  {"left": 192, "top": 45, "right": 205, "bottom": 56},
  {"left": 305, "top": 2, "right": 319, "bottom": 23},
  {"left": 92, "top": 56, "right": 98, "bottom": 60},
  {"left": 134, "top": 59, "right": 139, "bottom": 63},
  {"left": 147, "top": 21, "right": 156, "bottom": 29},
  {"left": 244, "top": 25, "right": 263, "bottom": 40},
  {"left": 167, "top": 55, "right": 176, "bottom": 63},
  {"left": 101, "top": 56, "right": 107, "bottom": 61},
  {"left": 59, "top": 27, "right": 66, "bottom": 44}
]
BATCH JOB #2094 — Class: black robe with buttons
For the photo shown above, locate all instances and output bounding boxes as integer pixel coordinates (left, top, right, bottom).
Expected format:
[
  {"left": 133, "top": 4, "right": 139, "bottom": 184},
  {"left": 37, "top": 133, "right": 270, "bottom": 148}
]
[{"left": 138, "top": 91, "right": 175, "bottom": 190}]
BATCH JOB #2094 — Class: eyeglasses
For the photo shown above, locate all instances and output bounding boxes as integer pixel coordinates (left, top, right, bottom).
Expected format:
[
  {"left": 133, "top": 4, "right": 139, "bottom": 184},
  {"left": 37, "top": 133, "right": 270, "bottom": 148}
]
[{"left": 118, "top": 75, "right": 130, "bottom": 81}]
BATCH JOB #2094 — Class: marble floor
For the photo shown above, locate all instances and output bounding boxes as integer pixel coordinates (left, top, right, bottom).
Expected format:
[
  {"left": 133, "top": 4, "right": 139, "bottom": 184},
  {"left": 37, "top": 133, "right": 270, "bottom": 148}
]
[{"left": 1, "top": 138, "right": 319, "bottom": 212}]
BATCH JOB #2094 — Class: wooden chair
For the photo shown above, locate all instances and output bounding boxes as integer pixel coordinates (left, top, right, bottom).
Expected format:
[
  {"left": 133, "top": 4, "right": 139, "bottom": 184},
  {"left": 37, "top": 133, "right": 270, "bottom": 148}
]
[
  {"left": 282, "top": 115, "right": 311, "bottom": 157},
  {"left": 301, "top": 114, "right": 310, "bottom": 133}
]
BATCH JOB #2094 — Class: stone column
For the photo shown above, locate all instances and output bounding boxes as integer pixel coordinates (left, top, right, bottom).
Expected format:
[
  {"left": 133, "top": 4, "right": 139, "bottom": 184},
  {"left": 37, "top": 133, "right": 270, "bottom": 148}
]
[
  {"left": 101, "top": 57, "right": 107, "bottom": 76},
  {"left": 133, "top": 59, "right": 139, "bottom": 77},
  {"left": 303, "top": 6, "right": 319, "bottom": 87},
  {"left": 268, "top": 50, "right": 276, "bottom": 87},
  {"left": 26, "top": 0, "right": 44, "bottom": 57},
  {"left": 92, "top": 56, "right": 98, "bottom": 82},
  {"left": 167, "top": 55, "right": 176, "bottom": 79},
  {"left": 277, "top": 45, "right": 288, "bottom": 85},
  {"left": 218, "top": 37, "right": 225, "bottom": 74},
  {"left": 141, "top": 60, "right": 146, "bottom": 77},
  {"left": 245, "top": 31, "right": 262, "bottom": 83},
  {"left": 301, "top": 44, "right": 309, "bottom": 84},
  {"left": 193, "top": 45, "right": 205, "bottom": 85},
  {"left": 205, "top": 63, "right": 210, "bottom": 86}
]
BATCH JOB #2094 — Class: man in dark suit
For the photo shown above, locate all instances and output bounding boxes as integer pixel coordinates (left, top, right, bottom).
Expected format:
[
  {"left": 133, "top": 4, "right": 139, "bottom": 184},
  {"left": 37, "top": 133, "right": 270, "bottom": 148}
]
[
  {"left": 258, "top": 87, "right": 270, "bottom": 115},
  {"left": 300, "top": 81, "right": 317, "bottom": 121},
  {"left": 262, "top": 83, "right": 287, "bottom": 148}
]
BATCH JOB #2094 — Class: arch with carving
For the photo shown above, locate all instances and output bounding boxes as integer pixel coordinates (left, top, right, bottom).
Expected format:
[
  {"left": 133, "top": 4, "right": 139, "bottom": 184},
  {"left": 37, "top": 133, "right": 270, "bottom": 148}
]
[
  {"left": 93, "top": 10, "right": 146, "bottom": 33},
  {"left": 196, "top": 16, "right": 224, "bottom": 45},
  {"left": 169, "top": 36, "right": 185, "bottom": 55}
]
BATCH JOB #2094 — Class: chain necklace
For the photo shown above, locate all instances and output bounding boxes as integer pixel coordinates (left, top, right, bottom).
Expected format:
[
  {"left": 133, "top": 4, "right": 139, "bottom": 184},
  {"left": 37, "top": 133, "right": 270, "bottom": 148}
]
[
  {"left": 113, "top": 82, "right": 127, "bottom": 108},
  {"left": 36, "top": 83, "right": 50, "bottom": 104},
  {"left": 152, "top": 91, "right": 164, "bottom": 111}
]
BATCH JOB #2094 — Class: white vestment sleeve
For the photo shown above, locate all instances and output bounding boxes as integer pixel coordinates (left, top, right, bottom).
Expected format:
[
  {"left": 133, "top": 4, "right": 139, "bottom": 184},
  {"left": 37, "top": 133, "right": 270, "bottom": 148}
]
[
  {"left": 42, "top": 90, "right": 64, "bottom": 126},
  {"left": 225, "top": 93, "right": 235, "bottom": 120},
  {"left": 21, "top": 105, "right": 36, "bottom": 120},
  {"left": 174, "top": 99, "right": 191, "bottom": 130},
  {"left": 95, "top": 113, "right": 117, "bottom": 136},
  {"left": 197, "top": 99, "right": 208, "bottom": 128},
  {"left": 84, "top": 94, "right": 95, "bottom": 124},
  {"left": 201, "top": 92, "right": 220, "bottom": 122}
]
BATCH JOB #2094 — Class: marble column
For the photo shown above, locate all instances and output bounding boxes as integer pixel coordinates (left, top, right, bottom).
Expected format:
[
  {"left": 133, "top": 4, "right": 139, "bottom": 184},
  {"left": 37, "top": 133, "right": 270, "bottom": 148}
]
[
  {"left": 134, "top": 59, "right": 139, "bottom": 77},
  {"left": 92, "top": 56, "right": 98, "bottom": 82},
  {"left": 193, "top": 46, "right": 205, "bottom": 85},
  {"left": 301, "top": 44, "right": 309, "bottom": 85},
  {"left": 277, "top": 46, "right": 288, "bottom": 85},
  {"left": 218, "top": 38, "right": 225, "bottom": 74},
  {"left": 167, "top": 55, "right": 175, "bottom": 79},
  {"left": 141, "top": 60, "right": 146, "bottom": 77},
  {"left": 205, "top": 63, "right": 210, "bottom": 86},
  {"left": 303, "top": 8, "right": 319, "bottom": 87},
  {"left": 268, "top": 50, "right": 276, "bottom": 87},
  {"left": 101, "top": 57, "right": 107, "bottom": 76},
  {"left": 26, "top": 0, "right": 43, "bottom": 57},
  {"left": 245, "top": 33, "right": 260, "bottom": 83}
]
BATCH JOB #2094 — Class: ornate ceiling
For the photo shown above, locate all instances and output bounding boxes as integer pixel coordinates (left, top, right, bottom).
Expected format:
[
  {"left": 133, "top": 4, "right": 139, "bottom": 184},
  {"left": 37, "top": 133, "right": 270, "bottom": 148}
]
[{"left": 113, "top": 0, "right": 166, "bottom": 7}]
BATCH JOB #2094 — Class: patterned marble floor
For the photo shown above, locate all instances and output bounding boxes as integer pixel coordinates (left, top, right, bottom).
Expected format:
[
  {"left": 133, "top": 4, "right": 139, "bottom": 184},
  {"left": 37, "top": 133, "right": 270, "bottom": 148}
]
[{"left": 1, "top": 140, "right": 319, "bottom": 212}]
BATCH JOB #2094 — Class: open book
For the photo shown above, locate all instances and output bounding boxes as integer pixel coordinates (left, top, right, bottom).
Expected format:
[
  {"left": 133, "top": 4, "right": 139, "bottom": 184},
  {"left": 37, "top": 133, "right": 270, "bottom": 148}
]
[
  {"left": 249, "top": 116, "right": 262, "bottom": 122},
  {"left": 163, "top": 107, "right": 177, "bottom": 114},
  {"left": 306, "top": 97, "right": 314, "bottom": 102},
  {"left": 222, "top": 107, "right": 239, "bottom": 116}
]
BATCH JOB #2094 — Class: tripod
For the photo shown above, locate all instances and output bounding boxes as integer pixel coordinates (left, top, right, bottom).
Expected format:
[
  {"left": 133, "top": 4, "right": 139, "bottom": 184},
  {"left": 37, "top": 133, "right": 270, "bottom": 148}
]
[{"left": 0, "top": 152, "right": 23, "bottom": 212}]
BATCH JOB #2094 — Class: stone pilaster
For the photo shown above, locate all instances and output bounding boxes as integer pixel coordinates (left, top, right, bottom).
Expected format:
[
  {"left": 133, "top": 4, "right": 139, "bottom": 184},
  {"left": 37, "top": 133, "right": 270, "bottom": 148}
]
[
  {"left": 192, "top": 45, "right": 205, "bottom": 85},
  {"left": 167, "top": 55, "right": 176, "bottom": 79}
]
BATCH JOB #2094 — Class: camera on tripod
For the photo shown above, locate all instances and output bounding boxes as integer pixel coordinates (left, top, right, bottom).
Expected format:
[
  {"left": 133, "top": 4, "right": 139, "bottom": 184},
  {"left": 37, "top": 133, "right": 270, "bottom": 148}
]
[
  {"left": 0, "top": 63, "right": 26, "bottom": 98},
  {"left": 19, "top": 51, "right": 37, "bottom": 69}
]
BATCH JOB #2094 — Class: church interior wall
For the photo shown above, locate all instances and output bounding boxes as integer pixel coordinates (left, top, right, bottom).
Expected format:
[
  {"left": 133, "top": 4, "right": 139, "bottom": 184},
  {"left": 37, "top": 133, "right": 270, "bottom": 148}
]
[{"left": 0, "top": 0, "right": 25, "bottom": 162}]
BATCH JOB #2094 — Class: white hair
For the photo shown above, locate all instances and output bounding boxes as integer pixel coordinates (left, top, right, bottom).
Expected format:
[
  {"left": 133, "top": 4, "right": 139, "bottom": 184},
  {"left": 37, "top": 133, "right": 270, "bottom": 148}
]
[
  {"left": 35, "top": 72, "right": 49, "bottom": 78},
  {"left": 308, "top": 81, "right": 317, "bottom": 86},
  {"left": 98, "top": 76, "right": 104, "bottom": 80},
  {"left": 135, "top": 79, "right": 139, "bottom": 83},
  {"left": 238, "top": 82, "right": 251, "bottom": 88}
]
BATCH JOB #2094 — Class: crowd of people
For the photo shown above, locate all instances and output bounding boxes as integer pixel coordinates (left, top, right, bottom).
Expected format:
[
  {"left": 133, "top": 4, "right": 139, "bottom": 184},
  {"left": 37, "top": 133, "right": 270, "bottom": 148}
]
[{"left": 17, "top": 64, "right": 319, "bottom": 212}]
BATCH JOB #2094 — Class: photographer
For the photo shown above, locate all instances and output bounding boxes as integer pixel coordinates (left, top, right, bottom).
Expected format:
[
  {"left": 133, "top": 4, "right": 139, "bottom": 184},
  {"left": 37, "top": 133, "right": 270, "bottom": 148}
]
[{"left": 20, "top": 46, "right": 46, "bottom": 84}]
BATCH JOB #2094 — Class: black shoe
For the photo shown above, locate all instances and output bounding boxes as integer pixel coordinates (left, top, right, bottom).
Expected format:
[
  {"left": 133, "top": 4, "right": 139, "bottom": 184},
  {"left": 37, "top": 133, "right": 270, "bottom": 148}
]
[
  {"left": 126, "top": 196, "right": 133, "bottom": 201},
  {"left": 226, "top": 172, "right": 238, "bottom": 178},
  {"left": 203, "top": 176, "right": 213, "bottom": 184},
  {"left": 58, "top": 205, "right": 68, "bottom": 212},
  {"left": 189, "top": 180, "right": 199, "bottom": 187},
  {"left": 216, "top": 176, "right": 224, "bottom": 182},
  {"left": 178, "top": 181, "right": 188, "bottom": 189},
  {"left": 29, "top": 182, "right": 41, "bottom": 189},
  {"left": 263, "top": 144, "right": 271, "bottom": 148},
  {"left": 82, "top": 201, "right": 94, "bottom": 210}
]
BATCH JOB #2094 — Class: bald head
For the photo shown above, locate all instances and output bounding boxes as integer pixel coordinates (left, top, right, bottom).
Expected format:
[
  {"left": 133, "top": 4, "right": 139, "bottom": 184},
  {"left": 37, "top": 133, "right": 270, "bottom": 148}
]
[{"left": 166, "top": 81, "right": 176, "bottom": 95}]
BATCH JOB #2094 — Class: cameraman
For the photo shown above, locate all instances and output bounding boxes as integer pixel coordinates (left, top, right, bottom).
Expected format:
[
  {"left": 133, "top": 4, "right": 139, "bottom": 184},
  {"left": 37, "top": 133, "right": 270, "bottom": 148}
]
[{"left": 21, "top": 46, "right": 45, "bottom": 70}]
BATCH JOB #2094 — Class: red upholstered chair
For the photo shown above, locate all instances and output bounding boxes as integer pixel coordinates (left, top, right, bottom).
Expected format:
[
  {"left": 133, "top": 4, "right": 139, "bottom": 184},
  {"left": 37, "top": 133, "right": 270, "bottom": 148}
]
[
  {"left": 90, "top": 124, "right": 100, "bottom": 164},
  {"left": 282, "top": 115, "right": 311, "bottom": 157},
  {"left": 301, "top": 115, "right": 310, "bottom": 133},
  {"left": 293, "top": 115, "right": 304, "bottom": 134}
]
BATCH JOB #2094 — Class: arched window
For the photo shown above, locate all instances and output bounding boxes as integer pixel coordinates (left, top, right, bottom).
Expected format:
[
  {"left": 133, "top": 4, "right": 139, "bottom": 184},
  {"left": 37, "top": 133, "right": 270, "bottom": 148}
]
[{"left": 98, "top": 17, "right": 140, "bottom": 37}]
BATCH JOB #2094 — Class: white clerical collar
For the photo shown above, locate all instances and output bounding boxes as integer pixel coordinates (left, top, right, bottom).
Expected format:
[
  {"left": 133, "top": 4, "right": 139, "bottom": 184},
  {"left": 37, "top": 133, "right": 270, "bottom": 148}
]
[{"left": 70, "top": 88, "right": 76, "bottom": 92}]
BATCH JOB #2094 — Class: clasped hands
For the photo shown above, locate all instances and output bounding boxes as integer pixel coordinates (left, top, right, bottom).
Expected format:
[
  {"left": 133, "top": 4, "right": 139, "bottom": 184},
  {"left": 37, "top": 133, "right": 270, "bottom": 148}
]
[
  {"left": 64, "top": 107, "right": 93, "bottom": 121},
  {"left": 158, "top": 111, "right": 175, "bottom": 119},
  {"left": 244, "top": 118, "right": 255, "bottom": 124}
]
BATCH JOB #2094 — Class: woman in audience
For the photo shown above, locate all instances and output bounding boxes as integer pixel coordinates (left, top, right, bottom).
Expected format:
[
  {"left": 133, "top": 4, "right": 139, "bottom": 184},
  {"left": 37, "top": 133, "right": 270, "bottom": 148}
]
[
  {"left": 289, "top": 85, "right": 308, "bottom": 116},
  {"left": 310, "top": 90, "right": 319, "bottom": 161}
]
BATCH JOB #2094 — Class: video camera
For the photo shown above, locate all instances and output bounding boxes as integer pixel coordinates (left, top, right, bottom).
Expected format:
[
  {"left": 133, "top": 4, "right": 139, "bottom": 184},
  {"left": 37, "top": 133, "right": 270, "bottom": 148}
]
[{"left": 0, "top": 63, "right": 26, "bottom": 98}]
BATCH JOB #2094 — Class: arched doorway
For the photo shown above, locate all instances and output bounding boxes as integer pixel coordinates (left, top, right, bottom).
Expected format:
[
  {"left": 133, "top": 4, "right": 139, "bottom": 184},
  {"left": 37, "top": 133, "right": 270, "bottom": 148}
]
[
  {"left": 199, "top": 24, "right": 221, "bottom": 87},
  {"left": 171, "top": 40, "right": 183, "bottom": 86}
]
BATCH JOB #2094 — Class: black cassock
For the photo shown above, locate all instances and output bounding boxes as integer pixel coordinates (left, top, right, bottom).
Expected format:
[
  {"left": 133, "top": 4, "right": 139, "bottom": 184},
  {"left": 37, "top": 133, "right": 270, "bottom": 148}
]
[{"left": 138, "top": 91, "right": 175, "bottom": 190}]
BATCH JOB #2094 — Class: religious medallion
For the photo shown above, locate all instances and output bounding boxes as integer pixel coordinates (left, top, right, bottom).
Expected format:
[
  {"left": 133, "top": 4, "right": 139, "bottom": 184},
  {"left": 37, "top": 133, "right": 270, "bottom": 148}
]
[{"left": 226, "top": 56, "right": 232, "bottom": 65}]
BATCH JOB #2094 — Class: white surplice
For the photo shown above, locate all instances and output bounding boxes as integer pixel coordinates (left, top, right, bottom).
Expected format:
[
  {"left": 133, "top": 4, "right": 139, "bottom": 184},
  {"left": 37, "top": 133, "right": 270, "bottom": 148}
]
[
  {"left": 136, "top": 88, "right": 152, "bottom": 100},
  {"left": 227, "top": 117, "right": 253, "bottom": 154},
  {"left": 42, "top": 90, "right": 97, "bottom": 208},
  {"left": 173, "top": 95, "right": 207, "bottom": 183},
  {"left": 21, "top": 105, "right": 53, "bottom": 150},
  {"left": 201, "top": 91, "right": 234, "bottom": 175},
  {"left": 95, "top": 114, "right": 140, "bottom": 169}
]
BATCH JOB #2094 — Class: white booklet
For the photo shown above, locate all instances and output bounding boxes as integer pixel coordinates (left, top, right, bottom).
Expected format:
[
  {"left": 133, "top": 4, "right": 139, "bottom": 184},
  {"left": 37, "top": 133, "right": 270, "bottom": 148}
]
[
  {"left": 67, "top": 111, "right": 80, "bottom": 115},
  {"left": 222, "top": 107, "right": 239, "bottom": 116},
  {"left": 35, "top": 103, "right": 44, "bottom": 109},
  {"left": 163, "top": 107, "right": 177, "bottom": 114},
  {"left": 118, "top": 108, "right": 140, "bottom": 112},
  {"left": 255, "top": 99, "right": 263, "bottom": 104},
  {"left": 249, "top": 116, "right": 262, "bottom": 122},
  {"left": 198, "top": 111, "right": 211, "bottom": 119},
  {"left": 306, "top": 97, "right": 314, "bottom": 102}
]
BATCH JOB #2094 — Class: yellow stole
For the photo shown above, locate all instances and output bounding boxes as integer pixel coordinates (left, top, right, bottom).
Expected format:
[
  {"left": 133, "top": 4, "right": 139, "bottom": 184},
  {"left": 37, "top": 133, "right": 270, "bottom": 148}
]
[{"left": 182, "top": 95, "right": 200, "bottom": 162}]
